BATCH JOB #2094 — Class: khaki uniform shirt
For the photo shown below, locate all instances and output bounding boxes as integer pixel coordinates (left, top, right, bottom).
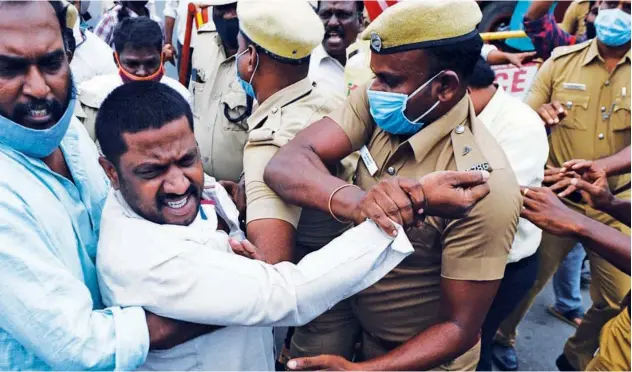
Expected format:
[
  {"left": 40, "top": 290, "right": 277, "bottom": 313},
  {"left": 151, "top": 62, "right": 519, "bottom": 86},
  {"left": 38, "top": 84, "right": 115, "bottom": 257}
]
[
  {"left": 192, "top": 24, "right": 249, "bottom": 182},
  {"left": 329, "top": 87, "right": 521, "bottom": 345},
  {"left": 560, "top": 0, "right": 590, "bottom": 38},
  {"left": 526, "top": 39, "right": 631, "bottom": 196},
  {"left": 244, "top": 78, "right": 349, "bottom": 253}
]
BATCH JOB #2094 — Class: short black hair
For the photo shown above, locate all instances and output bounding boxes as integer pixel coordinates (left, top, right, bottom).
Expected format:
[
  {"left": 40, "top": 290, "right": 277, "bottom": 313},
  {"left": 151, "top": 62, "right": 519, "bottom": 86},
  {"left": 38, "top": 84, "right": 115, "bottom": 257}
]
[
  {"left": 316, "top": 1, "right": 364, "bottom": 13},
  {"left": 425, "top": 35, "right": 483, "bottom": 84},
  {"left": 468, "top": 57, "right": 496, "bottom": 89},
  {"left": 113, "top": 16, "right": 163, "bottom": 55},
  {"left": 96, "top": 81, "right": 194, "bottom": 165}
]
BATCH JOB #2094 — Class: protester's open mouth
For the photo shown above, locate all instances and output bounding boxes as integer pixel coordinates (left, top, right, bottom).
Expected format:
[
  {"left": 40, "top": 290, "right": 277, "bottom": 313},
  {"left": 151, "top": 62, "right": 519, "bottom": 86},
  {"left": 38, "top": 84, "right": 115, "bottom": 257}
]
[
  {"left": 163, "top": 194, "right": 197, "bottom": 217},
  {"left": 167, "top": 196, "right": 189, "bottom": 209},
  {"left": 326, "top": 31, "right": 343, "bottom": 43},
  {"left": 23, "top": 104, "right": 53, "bottom": 125}
]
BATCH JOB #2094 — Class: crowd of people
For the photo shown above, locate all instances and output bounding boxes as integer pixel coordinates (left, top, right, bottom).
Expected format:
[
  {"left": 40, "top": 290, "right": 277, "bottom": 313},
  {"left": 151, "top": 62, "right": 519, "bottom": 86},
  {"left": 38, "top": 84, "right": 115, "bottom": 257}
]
[{"left": 0, "top": 0, "right": 629, "bottom": 371}]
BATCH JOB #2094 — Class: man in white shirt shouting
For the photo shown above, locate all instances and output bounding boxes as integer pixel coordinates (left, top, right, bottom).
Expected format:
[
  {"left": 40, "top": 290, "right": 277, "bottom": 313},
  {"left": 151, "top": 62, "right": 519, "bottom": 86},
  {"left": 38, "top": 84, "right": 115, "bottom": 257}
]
[{"left": 95, "top": 81, "right": 494, "bottom": 371}]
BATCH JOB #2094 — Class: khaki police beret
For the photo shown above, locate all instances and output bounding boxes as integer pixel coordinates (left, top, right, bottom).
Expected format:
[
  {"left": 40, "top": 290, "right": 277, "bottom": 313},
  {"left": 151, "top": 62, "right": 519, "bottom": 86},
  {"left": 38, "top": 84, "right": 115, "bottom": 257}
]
[
  {"left": 362, "top": 0, "right": 482, "bottom": 54},
  {"left": 237, "top": 0, "right": 324, "bottom": 63}
]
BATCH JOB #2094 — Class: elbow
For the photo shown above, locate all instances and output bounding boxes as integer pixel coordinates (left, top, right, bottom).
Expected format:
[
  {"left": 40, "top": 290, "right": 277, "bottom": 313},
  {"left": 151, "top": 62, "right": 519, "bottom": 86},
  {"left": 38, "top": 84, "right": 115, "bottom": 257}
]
[
  {"left": 263, "top": 153, "right": 284, "bottom": 191},
  {"left": 450, "top": 321, "right": 481, "bottom": 358}
]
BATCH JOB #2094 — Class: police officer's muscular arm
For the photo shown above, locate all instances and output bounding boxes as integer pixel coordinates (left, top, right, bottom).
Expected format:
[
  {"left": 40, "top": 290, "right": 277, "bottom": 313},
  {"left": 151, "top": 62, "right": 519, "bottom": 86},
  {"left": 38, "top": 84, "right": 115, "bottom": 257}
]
[
  {"left": 521, "top": 186, "right": 631, "bottom": 276},
  {"left": 264, "top": 119, "right": 492, "bottom": 236}
]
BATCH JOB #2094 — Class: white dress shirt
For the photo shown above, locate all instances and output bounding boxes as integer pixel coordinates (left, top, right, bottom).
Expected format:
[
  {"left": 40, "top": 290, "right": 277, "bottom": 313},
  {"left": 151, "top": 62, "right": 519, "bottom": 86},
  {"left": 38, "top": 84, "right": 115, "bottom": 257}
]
[
  {"left": 308, "top": 44, "right": 346, "bottom": 104},
  {"left": 70, "top": 29, "right": 118, "bottom": 86},
  {"left": 477, "top": 85, "right": 549, "bottom": 263},
  {"left": 97, "top": 178, "right": 413, "bottom": 370},
  {"left": 164, "top": 0, "right": 213, "bottom": 48}
]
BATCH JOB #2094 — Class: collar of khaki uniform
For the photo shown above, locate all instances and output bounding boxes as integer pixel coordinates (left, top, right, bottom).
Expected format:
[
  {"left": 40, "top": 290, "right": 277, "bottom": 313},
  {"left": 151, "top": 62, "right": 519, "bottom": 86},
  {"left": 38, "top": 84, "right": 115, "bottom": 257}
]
[
  {"left": 247, "top": 77, "right": 313, "bottom": 131},
  {"left": 405, "top": 94, "right": 470, "bottom": 163},
  {"left": 582, "top": 38, "right": 631, "bottom": 67}
]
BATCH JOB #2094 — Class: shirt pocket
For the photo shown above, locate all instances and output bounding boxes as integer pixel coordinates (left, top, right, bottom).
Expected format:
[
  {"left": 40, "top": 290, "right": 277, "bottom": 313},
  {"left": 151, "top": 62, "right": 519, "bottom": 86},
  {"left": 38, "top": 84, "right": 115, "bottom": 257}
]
[
  {"left": 554, "top": 93, "right": 590, "bottom": 131},
  {"left": 221, "top": 89, "right": 249, "bottom": 132},
  {"left": 191, "top": 68, "right": 207, "bottom": 120}
]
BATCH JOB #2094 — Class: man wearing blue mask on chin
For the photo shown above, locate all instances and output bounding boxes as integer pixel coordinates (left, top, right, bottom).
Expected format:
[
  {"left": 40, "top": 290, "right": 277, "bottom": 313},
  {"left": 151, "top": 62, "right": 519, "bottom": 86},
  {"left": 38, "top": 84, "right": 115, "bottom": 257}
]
[
  {"left": 264, "top": 1, "right": 522, "bottom": 370},
  {"left": 0, "top": 1, "right": 216, "bottom": 369},
  {"left": 493, "top": 1, "right": 631, "bottom": 371}
]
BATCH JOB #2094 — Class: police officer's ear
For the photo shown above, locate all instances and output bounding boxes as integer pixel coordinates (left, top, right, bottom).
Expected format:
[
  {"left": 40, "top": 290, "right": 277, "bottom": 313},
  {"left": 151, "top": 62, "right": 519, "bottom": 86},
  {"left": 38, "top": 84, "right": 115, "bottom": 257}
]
[
  {"left": 99, "top": 156, "right": 121, "bottom": 190},
  {"left": 434, "top": 70, "right": 461, "bottom": 103}
]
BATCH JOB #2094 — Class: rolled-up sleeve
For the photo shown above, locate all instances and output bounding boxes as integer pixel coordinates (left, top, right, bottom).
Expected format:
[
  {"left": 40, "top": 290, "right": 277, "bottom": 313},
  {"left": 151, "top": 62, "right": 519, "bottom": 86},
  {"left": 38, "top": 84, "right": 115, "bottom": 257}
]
[
  {"left": 163, "top": 0, "right": 179, "bottom": 19},
  {"left": 0, "top": 192, "right": 149, "bottom": 370}
]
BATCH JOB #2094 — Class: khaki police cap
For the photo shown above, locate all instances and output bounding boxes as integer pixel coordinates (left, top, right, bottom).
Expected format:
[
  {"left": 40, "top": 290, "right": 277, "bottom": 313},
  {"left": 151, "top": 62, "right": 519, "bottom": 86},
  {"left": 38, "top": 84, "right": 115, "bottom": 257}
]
[
  {"left": 362, "top": 0, "right": 482, "bottom": 54},
  {"left": 237, "top": 0, "right": 324, "bottom": 63},
  {"left": 59, "top": 0, "right": 79, "bottom": 28}
]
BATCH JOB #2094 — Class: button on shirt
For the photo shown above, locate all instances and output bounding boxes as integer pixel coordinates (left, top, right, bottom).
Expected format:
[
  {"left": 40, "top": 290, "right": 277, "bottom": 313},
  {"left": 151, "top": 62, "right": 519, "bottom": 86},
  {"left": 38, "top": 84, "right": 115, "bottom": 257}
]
[
  {"left": 244, "top": 78, "right": 349, "bottom": 252},
  {"left": 478, "top": 85, "right": 549, "bottom": 263},
  {"left": 308, "top": 44, "right": 346, "bottom": 105},
  {"left": 0, "top": 119, "right": 148, "bottom": 370},
  {"left": 192, "top": 26, "right": 249, "bottom": 182},
  {"left": 526, "top": 39, "right": 631, "bottom": 195},
  {"left": 329, "top": 88, "right": 520, "bottom": 346}
]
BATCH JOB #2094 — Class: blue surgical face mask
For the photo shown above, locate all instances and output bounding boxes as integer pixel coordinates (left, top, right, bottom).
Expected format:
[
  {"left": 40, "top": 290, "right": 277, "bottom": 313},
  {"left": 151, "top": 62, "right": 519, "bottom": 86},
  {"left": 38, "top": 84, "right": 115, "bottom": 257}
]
[
  {"left": 367, "top": 70, "right": 445, "bottom": 135},
  {"left": 235, "top": 48, "right": 259, "bottom": 99},
  {"left": 0, "top": 98, "right": 76, "bottom": 158},
  {"left": 595, "top": 8, "right": 631, "bottom": 47}
]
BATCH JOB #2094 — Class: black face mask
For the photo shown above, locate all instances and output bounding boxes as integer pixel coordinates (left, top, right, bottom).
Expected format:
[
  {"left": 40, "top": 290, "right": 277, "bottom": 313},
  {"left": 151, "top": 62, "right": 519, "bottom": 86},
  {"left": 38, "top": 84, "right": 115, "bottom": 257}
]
[{"left": 213, "top": 14, "right": 239, "bottom": 52}]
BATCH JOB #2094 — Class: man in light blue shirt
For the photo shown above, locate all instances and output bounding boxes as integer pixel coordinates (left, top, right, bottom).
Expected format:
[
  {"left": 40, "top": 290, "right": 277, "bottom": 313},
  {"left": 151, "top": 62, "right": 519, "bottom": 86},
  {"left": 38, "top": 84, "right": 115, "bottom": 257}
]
[{"left": 0, "top": 2, "right": 207, "bottom": 369}]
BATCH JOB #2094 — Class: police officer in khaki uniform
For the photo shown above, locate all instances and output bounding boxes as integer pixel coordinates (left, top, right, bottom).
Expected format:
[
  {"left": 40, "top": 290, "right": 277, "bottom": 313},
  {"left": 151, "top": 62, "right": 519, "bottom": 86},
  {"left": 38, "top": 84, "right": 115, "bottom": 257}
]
[
  {"left": 237, "top": 0, "right": 349, "bottom": 265},
  {"left": 560, "top": 0, "right": 592, "bottom": 38},
  {"left": 495, "top": 1, "right": 631, "bottom": 370},
  {"left": 191, "top": 0, "right": 250, "bottom": 182},
  {"left": 262, "top": 1, "right": 522, "bottom": 370}
]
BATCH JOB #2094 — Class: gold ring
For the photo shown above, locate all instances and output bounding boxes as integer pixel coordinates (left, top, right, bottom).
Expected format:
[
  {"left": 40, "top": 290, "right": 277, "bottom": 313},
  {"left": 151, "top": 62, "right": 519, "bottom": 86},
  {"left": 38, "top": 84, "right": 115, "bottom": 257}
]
[{"left": 523, "top": 188, "right": 530, "bottom": 197}]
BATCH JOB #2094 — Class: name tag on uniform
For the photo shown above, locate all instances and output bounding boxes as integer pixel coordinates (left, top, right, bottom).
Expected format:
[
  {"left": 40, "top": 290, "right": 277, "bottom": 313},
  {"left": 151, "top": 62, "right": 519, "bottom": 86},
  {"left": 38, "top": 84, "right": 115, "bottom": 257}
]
[
  {"left": 359, "top": 145, "right": 378, "bottom": 176},
  {"left": 562, "top": 82, "right": 586, "bottom": 91}
]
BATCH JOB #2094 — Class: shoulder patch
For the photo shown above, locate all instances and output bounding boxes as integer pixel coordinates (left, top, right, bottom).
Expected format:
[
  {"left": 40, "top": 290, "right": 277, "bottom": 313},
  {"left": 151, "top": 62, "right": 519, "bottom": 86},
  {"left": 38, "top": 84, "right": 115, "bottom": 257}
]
[{"left": 551, "top": 40, "right": 591, "bottom": 60}]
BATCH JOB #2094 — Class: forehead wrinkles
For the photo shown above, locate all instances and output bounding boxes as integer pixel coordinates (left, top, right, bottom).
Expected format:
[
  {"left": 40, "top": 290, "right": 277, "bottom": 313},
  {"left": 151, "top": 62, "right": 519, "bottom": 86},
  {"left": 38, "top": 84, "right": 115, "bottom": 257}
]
[
  {"left": 0, "top": 3, "right": 63, "bottom": 58},
  {"left": 124, "top": 131, "right": 196, "bottom": 163}
]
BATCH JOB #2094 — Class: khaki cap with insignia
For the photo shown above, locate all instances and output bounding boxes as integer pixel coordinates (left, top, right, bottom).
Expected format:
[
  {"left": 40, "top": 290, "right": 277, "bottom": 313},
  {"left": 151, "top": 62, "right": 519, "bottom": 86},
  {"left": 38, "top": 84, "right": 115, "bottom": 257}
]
[
  {"left": 237, "top": 0, "right": 324, "bottom": 64},
  {"left": 362, "top": 0, "right": 482, "bottom": 54}
]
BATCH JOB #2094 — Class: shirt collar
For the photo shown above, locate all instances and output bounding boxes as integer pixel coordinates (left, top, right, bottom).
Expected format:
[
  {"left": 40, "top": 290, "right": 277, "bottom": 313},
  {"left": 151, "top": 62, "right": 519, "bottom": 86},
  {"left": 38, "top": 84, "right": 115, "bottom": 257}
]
[
  {"left": 477, "top": 84, "right": 505, "bottom": 126},
  {"left": 313, "top": 44, "right": 344, "bottom": 71},
  {"left": 247, "top": 77, "right": 313, "bottom": 129},
  {"left": 406, "top": 94, "right": 470, "bottom": 163},
  {"left": 583, "top": 38, "right": 631, "bottom": 66}
]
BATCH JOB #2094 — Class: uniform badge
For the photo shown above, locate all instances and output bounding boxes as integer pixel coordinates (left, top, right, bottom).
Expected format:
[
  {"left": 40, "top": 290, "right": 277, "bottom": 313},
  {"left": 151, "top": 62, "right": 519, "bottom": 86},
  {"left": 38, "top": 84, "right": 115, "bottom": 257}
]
[
  {"left": 468, "top": 162, "right": 490, "bottom": 171},
  {"left": 370, "top": 32, "right": 382, "bottom": 52}
]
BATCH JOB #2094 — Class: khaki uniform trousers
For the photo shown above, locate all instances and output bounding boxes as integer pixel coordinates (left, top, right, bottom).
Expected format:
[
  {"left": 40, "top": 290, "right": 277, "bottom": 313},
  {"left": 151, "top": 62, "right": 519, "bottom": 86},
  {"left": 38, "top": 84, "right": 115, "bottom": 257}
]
[
  {"left": 290, "top": 299, "right": 481, "bottom": 371},
  {"left": 585, "top": 306, "right": 631, "bottom": 371},
  {"left": 495, "top": 190, "right": 631, "bottom": 370}
]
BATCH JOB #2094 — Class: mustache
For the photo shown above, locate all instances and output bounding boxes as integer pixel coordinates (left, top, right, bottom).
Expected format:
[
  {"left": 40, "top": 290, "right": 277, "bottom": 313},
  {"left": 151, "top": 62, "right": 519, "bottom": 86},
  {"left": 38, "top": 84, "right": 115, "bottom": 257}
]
[
  {"left": 11, "top": 99, "right": 64, "bottom": 122},
  {"left": 325, "top": 25, "right": 345, "bottom": 38},
  {"left": 158, "top": 184, "right": 201, "bottom": 205},
  {"left": 5, "top": 72, "right": 75, "bottom": 125}
]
